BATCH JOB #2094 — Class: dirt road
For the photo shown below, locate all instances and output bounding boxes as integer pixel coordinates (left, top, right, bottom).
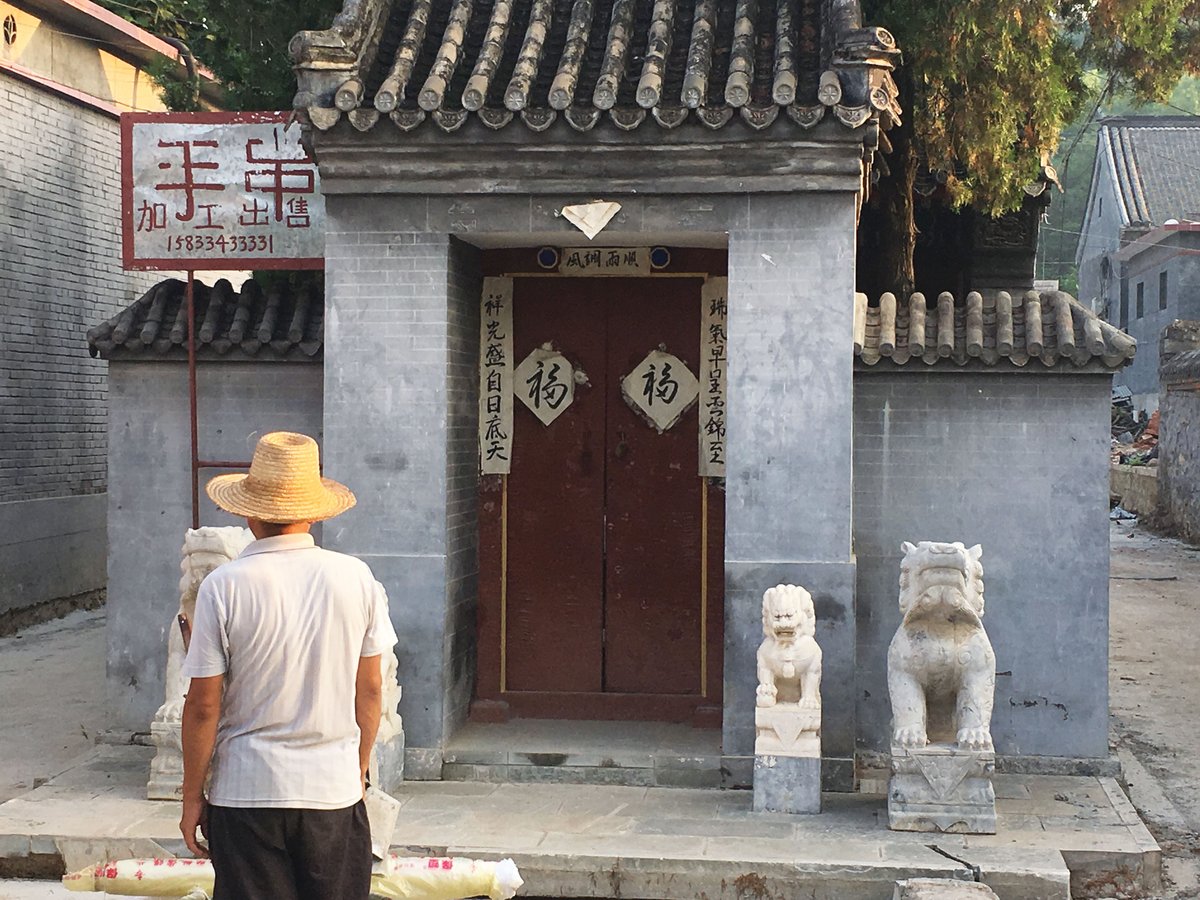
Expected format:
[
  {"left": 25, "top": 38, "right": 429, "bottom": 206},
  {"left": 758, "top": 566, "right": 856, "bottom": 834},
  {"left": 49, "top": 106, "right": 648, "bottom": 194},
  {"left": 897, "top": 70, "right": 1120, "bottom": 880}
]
[{"left": 1110, "top": 520, "right": 1200, "bottom": 898}]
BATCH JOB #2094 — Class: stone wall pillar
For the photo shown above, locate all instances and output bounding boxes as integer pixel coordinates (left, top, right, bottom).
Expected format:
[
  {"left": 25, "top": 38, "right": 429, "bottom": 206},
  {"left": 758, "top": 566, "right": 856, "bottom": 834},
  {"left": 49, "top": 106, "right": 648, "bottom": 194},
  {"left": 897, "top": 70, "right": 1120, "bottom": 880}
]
[
  {"left": 725, "top": 193, "right": 858, "bottom": 790},
  {"left": 323, "top": 205, "right": 480, "bottom": 777}
]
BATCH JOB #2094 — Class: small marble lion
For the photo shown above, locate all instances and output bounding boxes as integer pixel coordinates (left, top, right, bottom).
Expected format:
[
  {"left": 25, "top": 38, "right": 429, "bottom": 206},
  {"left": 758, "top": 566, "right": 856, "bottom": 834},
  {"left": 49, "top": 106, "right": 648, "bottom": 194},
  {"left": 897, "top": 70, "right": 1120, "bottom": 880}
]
[
  {"left": 756, "top": 584, "right": 823, "bottom": 709},
  {"left": 887, "top": 541, "right": 996, "bottom": 751}
]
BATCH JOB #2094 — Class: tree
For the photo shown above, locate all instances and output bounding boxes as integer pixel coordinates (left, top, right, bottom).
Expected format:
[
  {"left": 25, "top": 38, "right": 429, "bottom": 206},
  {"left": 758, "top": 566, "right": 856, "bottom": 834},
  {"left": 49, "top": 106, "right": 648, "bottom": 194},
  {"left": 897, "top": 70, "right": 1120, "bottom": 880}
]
[
  {"left": 859, "top": 0, "right": 1200, "bottom": 296},
  {"left": 96, "top": 0, "right": 341, "bottom": 110}
]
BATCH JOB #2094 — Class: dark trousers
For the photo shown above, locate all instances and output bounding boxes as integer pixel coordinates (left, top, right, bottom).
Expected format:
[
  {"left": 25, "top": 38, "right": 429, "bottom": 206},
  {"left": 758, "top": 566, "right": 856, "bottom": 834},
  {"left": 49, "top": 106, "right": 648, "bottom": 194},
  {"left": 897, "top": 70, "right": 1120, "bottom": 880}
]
[{"left": 207, "top": 801, "right": 371, "bottom": 900}]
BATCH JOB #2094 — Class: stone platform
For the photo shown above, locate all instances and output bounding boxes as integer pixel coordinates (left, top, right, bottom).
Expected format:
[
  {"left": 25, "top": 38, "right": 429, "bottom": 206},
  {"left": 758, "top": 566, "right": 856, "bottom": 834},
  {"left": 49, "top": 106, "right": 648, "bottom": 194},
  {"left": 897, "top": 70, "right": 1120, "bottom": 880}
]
[{"left": 0, "top": 746, "right": 1161, "bottom": 900}]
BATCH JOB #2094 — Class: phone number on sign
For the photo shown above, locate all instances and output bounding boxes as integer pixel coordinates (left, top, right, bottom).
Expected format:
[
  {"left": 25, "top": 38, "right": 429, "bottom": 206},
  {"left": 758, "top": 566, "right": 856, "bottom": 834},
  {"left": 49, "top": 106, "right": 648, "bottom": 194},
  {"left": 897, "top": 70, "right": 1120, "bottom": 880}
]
[{"left": 164, "top": 234, "right": 276, "bottom": 253}]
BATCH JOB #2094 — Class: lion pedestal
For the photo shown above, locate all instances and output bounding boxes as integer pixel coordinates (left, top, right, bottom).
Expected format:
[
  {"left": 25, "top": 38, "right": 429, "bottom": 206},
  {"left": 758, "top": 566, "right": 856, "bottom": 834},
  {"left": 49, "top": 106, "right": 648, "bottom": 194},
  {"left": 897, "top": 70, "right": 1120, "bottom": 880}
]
[
  {"left": 752, "top": 584, "right": 823, "bottom": 815},
  {"left": 886, "top": 541, "right": 997, "bottom": 834}
]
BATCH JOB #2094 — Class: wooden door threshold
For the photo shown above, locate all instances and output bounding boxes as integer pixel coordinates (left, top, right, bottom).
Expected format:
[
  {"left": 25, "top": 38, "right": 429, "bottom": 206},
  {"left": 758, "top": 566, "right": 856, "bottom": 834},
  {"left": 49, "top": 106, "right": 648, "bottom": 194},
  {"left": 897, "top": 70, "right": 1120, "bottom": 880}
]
[{"left": 471, "top": 692, "right": 721, "bottom": 727}]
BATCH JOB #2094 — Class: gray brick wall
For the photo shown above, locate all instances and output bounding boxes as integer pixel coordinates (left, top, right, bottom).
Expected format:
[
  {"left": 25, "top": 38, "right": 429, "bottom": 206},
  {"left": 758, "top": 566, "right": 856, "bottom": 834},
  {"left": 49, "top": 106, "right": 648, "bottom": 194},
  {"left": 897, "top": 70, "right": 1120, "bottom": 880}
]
[
  {"left": 0, "top": 73, "right": 159, "bottom": 503},
  {"left": 442, "top": 237, "right": 481, "bottom": 738},
  {"left": 322, "top": 209, "right": 482, "bottom": 756},
  {"left": 724, "top": 194, "right": 858, "bottom": 784},
  {"left": 0, "top": 73, "right": 162, "bottom": 617},
  {"left": 106, "top": 360, "right": 324, "bottom": 730},
  {"left": 852, "top": 371, "right": 1113, "bottom": 759}
]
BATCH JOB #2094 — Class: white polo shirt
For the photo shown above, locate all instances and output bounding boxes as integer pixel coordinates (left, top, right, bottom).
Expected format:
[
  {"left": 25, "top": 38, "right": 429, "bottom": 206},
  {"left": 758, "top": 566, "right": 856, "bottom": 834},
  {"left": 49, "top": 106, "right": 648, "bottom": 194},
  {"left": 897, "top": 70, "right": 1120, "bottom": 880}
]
[{"left": 181, "top": 533, "right": 398, "bottom": 809}]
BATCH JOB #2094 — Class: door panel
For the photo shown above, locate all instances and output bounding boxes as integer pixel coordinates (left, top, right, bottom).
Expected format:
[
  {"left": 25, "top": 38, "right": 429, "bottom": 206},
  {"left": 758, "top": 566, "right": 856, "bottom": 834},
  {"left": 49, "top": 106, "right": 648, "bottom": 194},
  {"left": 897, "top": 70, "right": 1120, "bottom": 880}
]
[
  {"left": 504, "top": 280, "right": 606, "bottom": 692},
  {"left": 498, "top": 275, "right": 711, "bottom": 705},
  {"left": 603, "top": 279, "right": 705, "bottom": 694}
]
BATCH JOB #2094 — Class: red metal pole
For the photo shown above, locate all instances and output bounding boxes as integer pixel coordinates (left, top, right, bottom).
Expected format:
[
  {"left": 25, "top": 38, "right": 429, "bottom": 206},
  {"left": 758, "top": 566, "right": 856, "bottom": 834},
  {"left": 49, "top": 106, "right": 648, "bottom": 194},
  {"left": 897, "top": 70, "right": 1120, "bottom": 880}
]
[{"left": 186, "top": 272, "right": 200, "bottom": 530}]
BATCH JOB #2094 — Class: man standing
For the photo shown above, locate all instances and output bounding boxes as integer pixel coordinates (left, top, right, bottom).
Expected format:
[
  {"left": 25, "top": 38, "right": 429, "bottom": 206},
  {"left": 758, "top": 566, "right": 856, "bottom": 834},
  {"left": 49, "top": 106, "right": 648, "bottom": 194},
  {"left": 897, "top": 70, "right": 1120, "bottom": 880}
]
[{"left": 179, "top": 431, "right": 397, "bottom": 900}]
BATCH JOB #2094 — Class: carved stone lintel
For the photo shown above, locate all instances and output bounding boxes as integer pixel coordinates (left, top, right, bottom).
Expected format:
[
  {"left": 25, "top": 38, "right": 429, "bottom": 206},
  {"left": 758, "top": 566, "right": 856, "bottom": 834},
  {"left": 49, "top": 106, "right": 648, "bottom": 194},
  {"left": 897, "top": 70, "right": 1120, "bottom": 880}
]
[
  {"left": 478, "top": 108, "right": 515, "bottom": 130},
  {"left": 390, "top": 109, "right": 426, "bottom": 131},
  {"left": 433, "top": 109, "right": 470, "bottom": 132},
  {"left": 564, "top": 107, "right": 602, "bottom": 132},
  {"left": 651, "top": 106, "right": 689, "bottom": 129},
  {"left": 834, "top": 104, "right": 872, "bottom": 129},
  {"left": 521, "top": 108, "right": 557, "bottom": 132},
  {"left": 609, "top": 108, "right": 646, "bottom": 131},
  {"left": 740, "top": 105, "right": 779, "bottom": 131},
  {"left": 889, "top": 744, "right": 996, "bottom": 833},
  {"left": 696, "top": 107, "right": 733, "bottom": 130},
  {"left": 307, "top": 107, "right": 342, "bottom": 131},
  {"left": 348, "top": 108, "right": 380, "bottom": 132},
  {"left": 787, "top": 104, "right": 825, "bottom": 129}
]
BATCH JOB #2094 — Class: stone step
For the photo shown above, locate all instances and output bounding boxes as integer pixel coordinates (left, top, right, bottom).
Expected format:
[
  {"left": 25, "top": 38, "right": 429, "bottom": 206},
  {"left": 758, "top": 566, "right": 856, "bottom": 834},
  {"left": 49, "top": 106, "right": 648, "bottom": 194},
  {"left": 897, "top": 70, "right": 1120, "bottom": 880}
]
[{"left": 440, "top": 749, "right": 730, "bottom": 789}]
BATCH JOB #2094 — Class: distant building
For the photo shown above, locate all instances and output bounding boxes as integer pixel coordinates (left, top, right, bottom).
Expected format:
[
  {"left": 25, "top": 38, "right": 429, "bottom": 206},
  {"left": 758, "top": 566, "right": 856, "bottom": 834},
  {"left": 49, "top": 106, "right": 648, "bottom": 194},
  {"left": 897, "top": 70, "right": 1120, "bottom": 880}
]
[
  {"left": 0, "top": 0, "right": 219, "bottom": 623},
  {"left": 1077, "top": 116, "right": 1200, "bottom": 411}
]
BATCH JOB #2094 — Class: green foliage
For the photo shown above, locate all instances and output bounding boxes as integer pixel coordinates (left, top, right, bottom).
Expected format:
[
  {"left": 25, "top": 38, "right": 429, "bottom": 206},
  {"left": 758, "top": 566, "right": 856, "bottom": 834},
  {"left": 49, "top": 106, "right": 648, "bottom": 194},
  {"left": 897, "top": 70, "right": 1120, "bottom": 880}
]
[
  {"left": 862, "top": 0, "right": 1200, "bottom": 217},
  {"left": 96, "top": 0, "right": 342, "bottom": 110}
]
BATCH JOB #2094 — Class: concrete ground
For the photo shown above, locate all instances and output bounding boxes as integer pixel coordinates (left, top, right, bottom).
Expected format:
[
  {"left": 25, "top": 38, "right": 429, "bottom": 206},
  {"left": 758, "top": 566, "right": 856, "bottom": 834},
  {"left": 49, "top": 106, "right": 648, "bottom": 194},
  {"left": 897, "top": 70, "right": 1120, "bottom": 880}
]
[
  {"left": 0, "top": 609, "right": 108, "bottom": 804},
  {"left": 0, "top": 523, "right": 1197, "bottom": 898},
  {"left": 0, "top": 743, "right": 1161, "bottom": 899}
]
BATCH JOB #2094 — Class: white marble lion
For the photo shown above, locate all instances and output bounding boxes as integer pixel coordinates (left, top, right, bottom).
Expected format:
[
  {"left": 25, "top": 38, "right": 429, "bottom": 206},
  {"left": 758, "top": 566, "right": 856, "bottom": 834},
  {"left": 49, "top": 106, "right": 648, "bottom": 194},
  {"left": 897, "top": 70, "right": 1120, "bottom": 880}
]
[
  {"left": 887, "top": 541, "right": 996, "bottom": 751},
  {"left": 756, "top": 584, "right": 823, "bottom": 709}
]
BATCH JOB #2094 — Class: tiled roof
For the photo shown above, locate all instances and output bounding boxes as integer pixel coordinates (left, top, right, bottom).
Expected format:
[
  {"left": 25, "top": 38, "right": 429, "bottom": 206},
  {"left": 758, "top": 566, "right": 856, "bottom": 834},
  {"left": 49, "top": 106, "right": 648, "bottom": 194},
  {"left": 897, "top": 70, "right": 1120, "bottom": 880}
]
[
  {"left": 1099, "top": 117, "right": 1200, "bottom": 226},
  {"left": 289, "top": 0, "right": 901, "bottom": 135},
  {"left": 854, "top": 290, "right": 1136, "bottom": 370},
  {"left": 94, "top": 281, "right": 1132, "bottom": 372},
  {"left": 87, "top": 278, "right": 323, "bottom": 360}
]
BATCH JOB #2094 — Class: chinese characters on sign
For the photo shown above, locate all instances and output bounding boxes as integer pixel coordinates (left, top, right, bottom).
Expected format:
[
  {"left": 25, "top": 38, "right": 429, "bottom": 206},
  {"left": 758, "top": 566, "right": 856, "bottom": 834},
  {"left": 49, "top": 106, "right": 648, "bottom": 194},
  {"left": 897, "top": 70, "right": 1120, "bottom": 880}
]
[
  {"left": 700, "top": 278, "right": 728, "bottom": 477},
  {"left": 479, "top": 278, "right": 514, "bottom": 475},
  {"left": 621, "top": 349, "right": 699, "bottom": 433},
  {"left": 122, "top": 112, "right": 324, "bottom": 269},
  {"left": 515, "top": 347, "right": 575, "bottom": 426},
  {"left": 558, "top": 247, "right": 650, "bottom": 276}
]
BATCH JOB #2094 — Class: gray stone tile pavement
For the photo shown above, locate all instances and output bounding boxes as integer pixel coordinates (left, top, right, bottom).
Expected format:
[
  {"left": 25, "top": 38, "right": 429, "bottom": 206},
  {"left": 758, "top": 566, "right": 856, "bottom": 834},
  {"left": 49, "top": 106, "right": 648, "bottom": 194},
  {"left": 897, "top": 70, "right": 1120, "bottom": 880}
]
[{"left": 0, "top": 744, "right": 1161, "bottom": 899}]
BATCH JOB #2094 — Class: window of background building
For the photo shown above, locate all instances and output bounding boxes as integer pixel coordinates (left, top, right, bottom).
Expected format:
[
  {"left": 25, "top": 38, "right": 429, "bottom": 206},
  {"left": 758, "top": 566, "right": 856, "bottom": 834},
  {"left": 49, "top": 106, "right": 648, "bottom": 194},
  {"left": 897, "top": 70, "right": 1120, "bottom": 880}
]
[
  {"left": 1136, "top": 281, "right": 1145, "bottom": 319},
  {"left": 1160, "top": 270, "right": 1168, "bottom": 311},
  {"left": 1120, "top": 276, "right": 1129, "bottom": 328}
]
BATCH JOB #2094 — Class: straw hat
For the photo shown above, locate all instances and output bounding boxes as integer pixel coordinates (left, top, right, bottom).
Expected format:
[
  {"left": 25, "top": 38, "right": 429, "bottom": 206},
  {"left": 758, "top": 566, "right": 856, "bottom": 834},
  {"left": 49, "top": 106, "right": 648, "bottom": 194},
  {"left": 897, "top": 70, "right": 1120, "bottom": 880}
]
[{"left": 206, "top": 432, "right": 356, "bottom": 523}]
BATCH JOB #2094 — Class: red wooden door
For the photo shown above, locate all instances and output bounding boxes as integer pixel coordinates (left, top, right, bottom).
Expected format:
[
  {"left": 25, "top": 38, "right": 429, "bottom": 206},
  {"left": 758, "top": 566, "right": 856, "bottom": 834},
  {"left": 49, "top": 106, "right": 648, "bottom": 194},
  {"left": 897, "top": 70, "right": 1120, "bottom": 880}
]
[
  {"left": 603, "top": 281, "right": 704, "bottom": 694},
  {"left": 480, "top": 275, "right": 722, "bottom": 720},
  {"left": 504, "top": 279, "right": 605, "bottom": 692}
]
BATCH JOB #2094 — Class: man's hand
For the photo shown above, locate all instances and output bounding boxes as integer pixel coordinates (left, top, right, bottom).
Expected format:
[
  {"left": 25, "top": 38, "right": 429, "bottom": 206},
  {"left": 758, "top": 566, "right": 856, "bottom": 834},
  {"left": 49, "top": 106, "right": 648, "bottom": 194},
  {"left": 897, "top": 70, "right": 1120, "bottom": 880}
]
[{"left": 180, "top": 794, "right": 209, "bottom": 859}]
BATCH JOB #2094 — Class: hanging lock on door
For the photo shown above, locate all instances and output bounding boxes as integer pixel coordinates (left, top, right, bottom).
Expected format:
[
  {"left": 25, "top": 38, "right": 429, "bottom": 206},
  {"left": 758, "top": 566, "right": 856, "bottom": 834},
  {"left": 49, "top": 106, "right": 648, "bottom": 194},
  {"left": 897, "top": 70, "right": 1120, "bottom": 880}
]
[{"left": 614, "top": 430, "right": 630, "bottom": 459}]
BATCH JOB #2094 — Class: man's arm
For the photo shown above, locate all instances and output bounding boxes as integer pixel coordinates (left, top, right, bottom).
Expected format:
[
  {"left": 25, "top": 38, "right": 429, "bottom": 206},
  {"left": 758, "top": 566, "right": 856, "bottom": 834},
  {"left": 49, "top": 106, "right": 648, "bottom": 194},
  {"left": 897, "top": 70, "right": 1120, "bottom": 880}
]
[
  {"left": 180, "top": 674, "right": 223, "bottom": 858},
  {"left": 355, "top": 655, "right": 383, "bottom": 794}
]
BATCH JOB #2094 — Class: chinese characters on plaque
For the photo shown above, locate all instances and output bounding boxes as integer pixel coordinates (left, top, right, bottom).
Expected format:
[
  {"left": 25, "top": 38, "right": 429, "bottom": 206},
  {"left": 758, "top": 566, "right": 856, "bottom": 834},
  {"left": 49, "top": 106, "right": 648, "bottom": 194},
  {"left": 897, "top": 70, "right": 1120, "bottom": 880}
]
[
  {"left": 515, "top": 347, "right": 575, "bottom": 425},
  {"left": 122, "top": 112, "right": 324, "bottom": 269},
  {"left": 700, "top": 278, "right": 728, "bottom": 477},
  {"left": 558, "top": 247, "right": 650, "bottom": 276},
  {"left": 621, "top": 349, "right": 699, "bottom": 433},
  {"left": 479, "top": 278, "right": 514, "bottom": 475}
]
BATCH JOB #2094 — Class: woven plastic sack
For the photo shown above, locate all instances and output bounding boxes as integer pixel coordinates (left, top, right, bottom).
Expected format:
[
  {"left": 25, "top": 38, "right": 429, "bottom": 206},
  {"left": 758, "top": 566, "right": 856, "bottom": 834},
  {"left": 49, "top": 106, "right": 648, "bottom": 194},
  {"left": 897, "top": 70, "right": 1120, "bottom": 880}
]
[{"left": 371, "top": 856, "right": 523, "bottom": 900}]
